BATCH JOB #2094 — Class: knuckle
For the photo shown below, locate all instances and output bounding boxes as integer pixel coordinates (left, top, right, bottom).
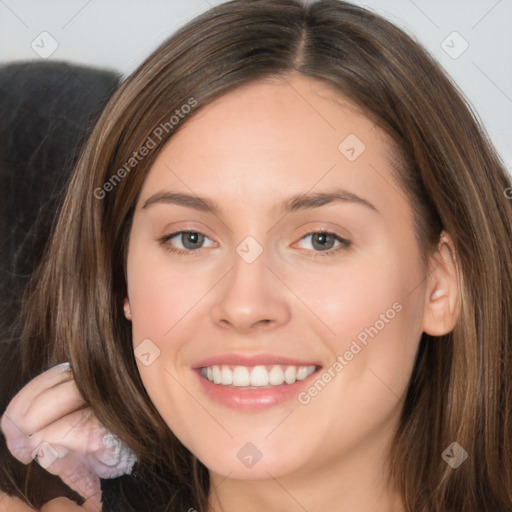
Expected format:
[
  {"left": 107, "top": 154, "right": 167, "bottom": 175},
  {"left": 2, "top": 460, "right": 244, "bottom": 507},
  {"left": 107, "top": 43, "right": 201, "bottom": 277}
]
[
  {"left": 4, "top": 435, "right": 32, "bottom": 463},
  {"left": 2, "top": 397, "right": 25, "bottom": 426}
]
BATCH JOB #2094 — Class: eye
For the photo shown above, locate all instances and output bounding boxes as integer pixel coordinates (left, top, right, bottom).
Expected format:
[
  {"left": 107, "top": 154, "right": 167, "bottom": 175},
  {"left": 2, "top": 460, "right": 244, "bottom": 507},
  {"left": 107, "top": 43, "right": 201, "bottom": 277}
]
[
  {"left": 159, "top": 231, "right": 215, "bottom": 254},
  {"left": 295, "top": 231, "right": 351, "bottom": 255}
]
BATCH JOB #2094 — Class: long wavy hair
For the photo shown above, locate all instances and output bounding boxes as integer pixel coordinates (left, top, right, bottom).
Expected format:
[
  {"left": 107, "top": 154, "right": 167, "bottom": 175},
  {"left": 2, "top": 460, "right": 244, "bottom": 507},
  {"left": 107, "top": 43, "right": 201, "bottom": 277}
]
[{"left": 3, "top": 0, "right": 512, "bottom": 510}]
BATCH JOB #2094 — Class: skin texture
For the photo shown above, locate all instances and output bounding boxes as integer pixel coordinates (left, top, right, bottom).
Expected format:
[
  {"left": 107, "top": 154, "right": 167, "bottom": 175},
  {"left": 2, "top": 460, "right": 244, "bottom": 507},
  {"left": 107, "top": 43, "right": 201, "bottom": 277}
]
[
  {"left": 0, "top": 495, "right": 84, "bottom": 512},
  {"left": 0, "top": 73, "right": 459, "bottom": 511},
  {"left": 125, "top": 73, "right": 459, "bottom": 512}
]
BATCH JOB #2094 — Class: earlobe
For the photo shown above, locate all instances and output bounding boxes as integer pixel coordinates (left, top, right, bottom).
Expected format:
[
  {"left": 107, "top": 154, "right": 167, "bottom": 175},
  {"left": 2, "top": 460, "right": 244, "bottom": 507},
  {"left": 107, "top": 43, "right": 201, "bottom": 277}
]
[
  {"left": 422, "top": 232, "right": 460, "bottom": 336},
  {"left": 123, "top": 297, "right": 132, "bottom": 321}
]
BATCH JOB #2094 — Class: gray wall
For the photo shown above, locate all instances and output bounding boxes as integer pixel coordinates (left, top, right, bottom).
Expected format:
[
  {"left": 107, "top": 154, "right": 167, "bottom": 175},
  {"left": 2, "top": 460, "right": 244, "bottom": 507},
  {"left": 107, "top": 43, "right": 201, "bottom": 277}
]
[{"left": 1, "top": 0, "right": 510, "bottom": 171}]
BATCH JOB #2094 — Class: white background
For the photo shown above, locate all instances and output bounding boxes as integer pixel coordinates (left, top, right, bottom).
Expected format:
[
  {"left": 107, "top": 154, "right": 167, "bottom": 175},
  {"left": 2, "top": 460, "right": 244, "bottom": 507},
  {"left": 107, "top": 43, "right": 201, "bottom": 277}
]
[{"left": 1, "top": 0, "right": 511, "bottom": 172}]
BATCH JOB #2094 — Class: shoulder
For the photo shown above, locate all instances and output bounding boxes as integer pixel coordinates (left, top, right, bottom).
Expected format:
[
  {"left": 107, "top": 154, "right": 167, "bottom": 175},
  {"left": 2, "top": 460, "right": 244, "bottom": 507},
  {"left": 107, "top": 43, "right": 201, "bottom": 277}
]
[
  {"left": 0, "top": 493, "right": 36, "bottom": 512},
  {"left": 0, "top": 493, "right": 85, "bottom": 512}
]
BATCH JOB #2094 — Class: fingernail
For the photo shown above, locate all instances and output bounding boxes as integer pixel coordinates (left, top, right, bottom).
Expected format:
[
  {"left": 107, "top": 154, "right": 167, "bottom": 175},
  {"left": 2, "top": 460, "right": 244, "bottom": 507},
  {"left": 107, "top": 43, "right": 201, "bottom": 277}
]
[{"left": 56, "top": 362, "right": 72, "bottom": 372}]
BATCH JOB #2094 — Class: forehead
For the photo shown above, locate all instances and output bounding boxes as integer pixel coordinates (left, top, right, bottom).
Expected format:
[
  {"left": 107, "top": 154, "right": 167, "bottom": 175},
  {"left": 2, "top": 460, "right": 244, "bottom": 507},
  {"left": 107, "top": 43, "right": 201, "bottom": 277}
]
[{"left": 138, "top": 74, "right": 406, "bottom": 219}]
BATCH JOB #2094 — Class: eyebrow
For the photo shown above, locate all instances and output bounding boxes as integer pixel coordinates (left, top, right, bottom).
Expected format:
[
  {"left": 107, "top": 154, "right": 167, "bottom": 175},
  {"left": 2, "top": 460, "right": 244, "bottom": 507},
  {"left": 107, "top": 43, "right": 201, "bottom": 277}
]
[
  {"left": 142, "top": 192, "right": 220, "bottom": 213},
  {"left": 142, "top": 189, "right": 378, "bottom": 215},
  {"left": 281, "top": 189, "right": 378, "bottom": 214}
]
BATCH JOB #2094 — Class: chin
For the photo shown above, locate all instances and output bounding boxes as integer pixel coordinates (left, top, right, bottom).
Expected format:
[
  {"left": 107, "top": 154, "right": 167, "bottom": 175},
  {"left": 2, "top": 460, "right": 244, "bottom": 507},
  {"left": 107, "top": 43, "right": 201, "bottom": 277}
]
[{"left": 193, "top": 440, "right": 307, "bottom": 481}]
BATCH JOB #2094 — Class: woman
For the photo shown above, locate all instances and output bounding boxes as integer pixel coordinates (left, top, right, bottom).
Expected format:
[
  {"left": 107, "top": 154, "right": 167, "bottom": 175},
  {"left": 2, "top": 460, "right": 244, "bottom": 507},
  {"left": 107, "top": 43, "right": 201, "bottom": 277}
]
[{"left": 1, "top": 0, "right": 511, "bottom": 510}]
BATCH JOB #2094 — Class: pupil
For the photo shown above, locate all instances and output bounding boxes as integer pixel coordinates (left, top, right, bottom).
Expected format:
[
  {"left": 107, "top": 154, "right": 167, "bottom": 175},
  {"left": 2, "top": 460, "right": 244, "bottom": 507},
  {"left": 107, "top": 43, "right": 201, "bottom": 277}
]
[
  {"left": 183, "top": 232, "right": 203, "bottom": 249},
  {"left": 312, "top": 233, "right": 334, "bottom": 251}
]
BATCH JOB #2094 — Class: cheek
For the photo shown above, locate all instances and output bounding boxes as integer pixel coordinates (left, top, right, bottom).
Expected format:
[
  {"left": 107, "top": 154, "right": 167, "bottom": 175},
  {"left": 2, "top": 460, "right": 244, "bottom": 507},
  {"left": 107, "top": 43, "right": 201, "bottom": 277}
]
[
  {"left": 284, "top": 252, "right": 424, "bottom": 459},
  {"left": 125, "top": 251, "right": 206, "bottom": 430},
  {"left": 128, "top": 274, "right": 185, "bottom": 344},
  {"left": 285, "top": 247, "right": 421, "bottom": 344},
  {"left": 285, "top": 245, "right": 424, "bottom": 396},
  {"left": 126, "top": 241, "right": 216, "bottom": 344}
]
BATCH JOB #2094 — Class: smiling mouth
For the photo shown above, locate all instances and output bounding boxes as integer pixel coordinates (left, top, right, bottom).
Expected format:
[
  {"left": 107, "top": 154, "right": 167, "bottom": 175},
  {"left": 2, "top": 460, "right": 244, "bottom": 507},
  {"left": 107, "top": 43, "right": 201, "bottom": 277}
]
[{"left": 199, "top": 364, "right": 318, "bottom": 388}]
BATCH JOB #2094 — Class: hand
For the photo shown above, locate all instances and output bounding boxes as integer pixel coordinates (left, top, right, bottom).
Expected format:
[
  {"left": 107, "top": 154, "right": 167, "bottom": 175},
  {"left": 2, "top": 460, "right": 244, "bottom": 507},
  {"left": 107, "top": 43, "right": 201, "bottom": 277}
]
[{"left": 1, "top": 363, "right": 137, "bottom": 512}]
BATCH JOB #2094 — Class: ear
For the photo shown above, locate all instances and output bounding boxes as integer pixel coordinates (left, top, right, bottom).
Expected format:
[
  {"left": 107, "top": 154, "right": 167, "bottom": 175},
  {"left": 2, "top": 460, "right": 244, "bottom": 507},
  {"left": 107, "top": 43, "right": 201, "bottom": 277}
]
[
  {"left": 123, "top": 297, "right": 132, "bottom": 321},
  {"left": 421, "top": 232, "right": 460, "bottom": 336}
]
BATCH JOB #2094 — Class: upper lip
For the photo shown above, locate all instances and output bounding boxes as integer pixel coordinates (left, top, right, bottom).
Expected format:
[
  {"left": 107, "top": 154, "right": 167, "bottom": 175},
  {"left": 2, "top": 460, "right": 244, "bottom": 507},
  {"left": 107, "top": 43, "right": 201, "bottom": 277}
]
[{"left": 192, "top": 353, "right": 322, "bottom": 369}]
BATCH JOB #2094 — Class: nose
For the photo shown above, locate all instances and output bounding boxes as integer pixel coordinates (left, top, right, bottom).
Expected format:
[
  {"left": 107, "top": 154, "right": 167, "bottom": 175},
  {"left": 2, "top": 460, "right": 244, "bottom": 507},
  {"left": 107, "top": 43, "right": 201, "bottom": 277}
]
[{"left": 209, "top": 248, "right": 291, "bottom": 333}]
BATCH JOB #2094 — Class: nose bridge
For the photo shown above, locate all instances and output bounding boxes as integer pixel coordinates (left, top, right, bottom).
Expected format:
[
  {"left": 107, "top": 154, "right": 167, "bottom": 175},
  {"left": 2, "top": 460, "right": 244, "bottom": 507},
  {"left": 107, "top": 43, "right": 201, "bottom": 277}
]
[
  {"left": 209, "top": 236, "right": 290, "bottom": 331},
  {"left": 231, "top": 242, "right": 269, "bottom": 295}
]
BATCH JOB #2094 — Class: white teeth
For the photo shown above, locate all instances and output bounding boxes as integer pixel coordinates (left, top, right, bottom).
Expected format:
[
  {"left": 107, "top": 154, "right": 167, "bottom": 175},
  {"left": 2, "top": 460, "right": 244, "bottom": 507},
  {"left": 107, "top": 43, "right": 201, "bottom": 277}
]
[
  {"left": 232, "top": 366, "right": 250, "bottom": 387},
  {"left": 221, "top": 365, "right": 233, "bottom": 385},
  {"left": 284, "top": 365, "right": 296, "bottom": 384},
  {"left": 200, "top": 364, "right": 317, "bottom": 387},
  {"left": 296, "top": 366, "right": 310, "bottom": 381},
  {"left": 212, "top": 365, "right": 222, "bottom": 384},
  {"left": 250, "top": 366, "right": 269, "bottom": 386},
  {"left": 269, "top": 366, "right": 285, "bottom": 385}
]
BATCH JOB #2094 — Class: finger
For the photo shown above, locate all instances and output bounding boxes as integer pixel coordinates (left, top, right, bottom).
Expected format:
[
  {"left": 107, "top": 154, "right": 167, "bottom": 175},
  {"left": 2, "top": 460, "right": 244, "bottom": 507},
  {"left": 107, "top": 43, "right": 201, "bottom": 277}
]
[
  {"left": 20, "top": 378, "right": 87, "bottom": 435},
  {"left": 5, "top": 403, "right": 136, "bottom": 481},
  {"left": 5, "top": 406, "right": 95, "bottom": 464},
  {"left": 3, "top": 363, "right": 73, "bottom": 421},
  {"left": 28, "top": 409, "right": 136, "bottom": 478},
  {"left": 1, "top": 382, "right": 87, "bottom": 463},
  {"left": 40, "top": 453, "right": 102, "bottom": 508},
  {"left": 2, "top": 367, "right": 86, "bottom": 438},
  {"left": 26, "top": 440, "right": 102, "bottom": 507},
  {"left": 3, "top": 406, "right": 94, "bottom": 464}
]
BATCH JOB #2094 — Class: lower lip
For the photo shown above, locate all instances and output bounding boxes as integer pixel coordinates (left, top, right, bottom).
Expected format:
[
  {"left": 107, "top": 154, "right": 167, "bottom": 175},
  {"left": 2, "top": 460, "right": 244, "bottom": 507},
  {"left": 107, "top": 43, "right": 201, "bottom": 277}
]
[{"left": 194, "top": 368, "right": 320, "bottom": 411}]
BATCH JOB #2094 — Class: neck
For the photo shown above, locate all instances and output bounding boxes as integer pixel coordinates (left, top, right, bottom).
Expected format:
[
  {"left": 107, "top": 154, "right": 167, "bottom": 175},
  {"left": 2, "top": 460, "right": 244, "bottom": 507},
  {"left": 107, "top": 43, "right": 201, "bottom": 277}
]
[{"left": 207, "top": 433, "right": 403, "bottom": 512}]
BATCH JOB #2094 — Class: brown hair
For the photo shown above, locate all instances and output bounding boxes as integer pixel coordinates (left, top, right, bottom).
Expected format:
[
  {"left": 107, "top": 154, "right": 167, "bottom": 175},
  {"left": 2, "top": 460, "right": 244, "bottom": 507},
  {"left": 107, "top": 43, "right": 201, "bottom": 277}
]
[{"left": 3, "top": 0, "right": 512, "bottom": 510}]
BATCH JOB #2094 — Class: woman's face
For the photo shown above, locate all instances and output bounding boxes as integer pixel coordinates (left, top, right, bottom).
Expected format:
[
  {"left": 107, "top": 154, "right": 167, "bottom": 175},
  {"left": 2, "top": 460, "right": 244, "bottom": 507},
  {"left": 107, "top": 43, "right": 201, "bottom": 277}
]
[{"left": 125, "top": 74, "right": 429, "bottom": 481}]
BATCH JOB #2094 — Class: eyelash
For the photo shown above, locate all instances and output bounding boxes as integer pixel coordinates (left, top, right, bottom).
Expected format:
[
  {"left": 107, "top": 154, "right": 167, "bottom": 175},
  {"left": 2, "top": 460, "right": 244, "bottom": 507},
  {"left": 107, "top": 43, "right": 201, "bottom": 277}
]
[
  {"left": 305, "top": 232, "right": 351, "bottom": 257},
  {"left": 158, "top": 229, "right": 351, "bottom": 257}
]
